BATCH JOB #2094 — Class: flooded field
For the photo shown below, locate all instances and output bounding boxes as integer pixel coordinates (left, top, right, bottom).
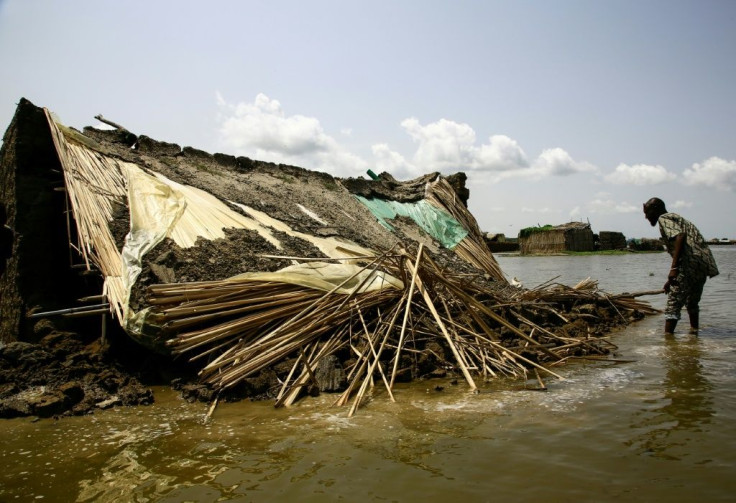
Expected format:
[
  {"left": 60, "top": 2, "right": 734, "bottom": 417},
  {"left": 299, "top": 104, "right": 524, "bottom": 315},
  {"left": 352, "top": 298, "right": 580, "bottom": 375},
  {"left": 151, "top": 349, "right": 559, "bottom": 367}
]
[{"left": 1, "top": 248, "right": 734, "bottom": 502}]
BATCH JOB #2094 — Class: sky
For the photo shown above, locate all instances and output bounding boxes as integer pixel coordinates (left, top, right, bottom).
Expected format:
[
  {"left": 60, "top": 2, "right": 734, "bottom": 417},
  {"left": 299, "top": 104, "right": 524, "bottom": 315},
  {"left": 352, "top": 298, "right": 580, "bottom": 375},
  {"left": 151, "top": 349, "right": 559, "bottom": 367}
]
[{"left": 1, "top": 0, "right": 735, "bottom": 240}]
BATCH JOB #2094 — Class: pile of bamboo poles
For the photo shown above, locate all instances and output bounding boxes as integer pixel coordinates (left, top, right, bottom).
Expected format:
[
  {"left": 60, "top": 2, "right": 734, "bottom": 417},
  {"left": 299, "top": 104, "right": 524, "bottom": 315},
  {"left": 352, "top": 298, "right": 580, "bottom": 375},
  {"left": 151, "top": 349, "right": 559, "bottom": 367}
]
[
  {"left": 515, "top": 277, "right": 662, "bottom": 317},
  {"left": 154, "top": 243, "right": 658, "bottom": 415}
]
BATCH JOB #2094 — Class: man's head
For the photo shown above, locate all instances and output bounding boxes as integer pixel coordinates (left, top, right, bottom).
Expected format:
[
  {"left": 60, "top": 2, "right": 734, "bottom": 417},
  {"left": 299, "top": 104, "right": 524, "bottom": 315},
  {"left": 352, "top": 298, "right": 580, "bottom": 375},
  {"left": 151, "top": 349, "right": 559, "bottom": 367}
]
[{"left": 643, "top": 197, "right": 667, "bottom": 226}]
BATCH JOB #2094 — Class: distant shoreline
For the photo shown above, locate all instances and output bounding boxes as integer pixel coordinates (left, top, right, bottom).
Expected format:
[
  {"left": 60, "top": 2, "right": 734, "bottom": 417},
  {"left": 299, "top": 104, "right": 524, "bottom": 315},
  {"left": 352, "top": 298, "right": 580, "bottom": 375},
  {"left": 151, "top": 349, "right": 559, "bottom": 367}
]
[
  {"left": 496, "top": 242, "right": 733, "bottom": 258},
  {"left": 496, "top": 250, "right": 664, "bottom": 257}
]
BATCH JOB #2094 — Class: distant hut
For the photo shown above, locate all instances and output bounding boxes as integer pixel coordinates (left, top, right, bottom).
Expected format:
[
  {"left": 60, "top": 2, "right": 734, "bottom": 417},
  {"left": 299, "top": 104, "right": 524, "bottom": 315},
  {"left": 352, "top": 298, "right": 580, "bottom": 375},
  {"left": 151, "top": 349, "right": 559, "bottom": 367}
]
[
  {"left": 483, "top": 232, "right": 519, "bottom": 253},
  {"left": 628, "top": 238, "right": 664, "bottom": 251},
  {"left": 519, "top": 222, "right": 594, "bottom": 255},
  {"left": 598, "top": 231, "right": 627, "bottom": 251}
]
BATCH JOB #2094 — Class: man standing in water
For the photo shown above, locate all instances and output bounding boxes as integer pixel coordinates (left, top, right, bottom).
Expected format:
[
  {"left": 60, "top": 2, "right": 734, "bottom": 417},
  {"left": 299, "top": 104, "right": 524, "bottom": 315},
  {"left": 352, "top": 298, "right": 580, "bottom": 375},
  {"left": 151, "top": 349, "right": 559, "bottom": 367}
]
[{"left": 643, "top": 197, "right": 719, "bottom": 334}]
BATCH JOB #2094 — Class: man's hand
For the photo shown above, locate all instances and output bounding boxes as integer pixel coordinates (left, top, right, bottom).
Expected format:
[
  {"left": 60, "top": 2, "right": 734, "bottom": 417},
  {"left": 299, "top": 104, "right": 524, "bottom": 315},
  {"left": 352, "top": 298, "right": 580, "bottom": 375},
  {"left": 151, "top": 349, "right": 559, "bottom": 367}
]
[{"left": 664, "top": 269, "right": 679, "bottom": 293}]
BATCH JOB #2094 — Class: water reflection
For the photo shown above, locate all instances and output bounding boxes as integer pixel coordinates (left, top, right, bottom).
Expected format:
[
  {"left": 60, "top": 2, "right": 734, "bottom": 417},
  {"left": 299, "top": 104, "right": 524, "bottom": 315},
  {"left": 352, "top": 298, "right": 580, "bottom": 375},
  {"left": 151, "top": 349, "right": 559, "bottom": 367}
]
[
  {"left": 662, "top": 335, "right": 714, "bottom": 429},
  {"left": 627, "top": 334, "right": 714, "bottom": 460}
]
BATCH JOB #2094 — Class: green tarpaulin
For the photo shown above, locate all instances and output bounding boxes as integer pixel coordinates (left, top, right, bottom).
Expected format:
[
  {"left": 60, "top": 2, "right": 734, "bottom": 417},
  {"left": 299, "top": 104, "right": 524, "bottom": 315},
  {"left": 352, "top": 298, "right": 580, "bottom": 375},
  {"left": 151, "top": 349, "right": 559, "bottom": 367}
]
[{"left": 355, "top": 196, "right": 468, "bottom": 250}]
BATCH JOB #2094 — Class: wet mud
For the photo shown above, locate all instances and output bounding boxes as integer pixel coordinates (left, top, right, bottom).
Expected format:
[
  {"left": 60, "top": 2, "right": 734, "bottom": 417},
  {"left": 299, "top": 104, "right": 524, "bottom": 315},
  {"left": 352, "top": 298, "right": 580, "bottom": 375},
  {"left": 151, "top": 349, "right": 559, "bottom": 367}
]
[{"left": 0, "top": 321, "right": 152, "bottom": 419}]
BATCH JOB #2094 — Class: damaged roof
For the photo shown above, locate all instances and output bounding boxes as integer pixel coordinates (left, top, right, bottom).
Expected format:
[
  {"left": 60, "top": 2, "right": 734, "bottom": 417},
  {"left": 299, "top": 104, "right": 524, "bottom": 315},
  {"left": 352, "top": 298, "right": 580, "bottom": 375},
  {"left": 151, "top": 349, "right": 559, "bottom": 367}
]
[
  {"left": 0, "top": 98, "right": 658, "bottom": 414},
  {"left": 39, "top": 102, "right": 506, "bottom": 327}
]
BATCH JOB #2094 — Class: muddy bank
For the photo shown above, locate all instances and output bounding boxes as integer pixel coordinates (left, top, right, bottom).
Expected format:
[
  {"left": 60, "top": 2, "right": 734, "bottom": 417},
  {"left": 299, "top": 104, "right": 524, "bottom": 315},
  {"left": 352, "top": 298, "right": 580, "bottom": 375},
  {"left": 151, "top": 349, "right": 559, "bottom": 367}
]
[
  {"left": 0, "top": 322, "right": 447, "bottom": 415},
  {"left": 0, "top": 320, "right": 154, "bottom": 419}
]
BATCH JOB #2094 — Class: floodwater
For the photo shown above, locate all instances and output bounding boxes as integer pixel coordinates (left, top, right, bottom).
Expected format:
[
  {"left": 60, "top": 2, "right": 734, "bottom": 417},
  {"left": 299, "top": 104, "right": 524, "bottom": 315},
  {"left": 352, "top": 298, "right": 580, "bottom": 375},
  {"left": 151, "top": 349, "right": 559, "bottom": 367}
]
[{"left": 1, "top": 248, "right": 734, "bottom": 502}]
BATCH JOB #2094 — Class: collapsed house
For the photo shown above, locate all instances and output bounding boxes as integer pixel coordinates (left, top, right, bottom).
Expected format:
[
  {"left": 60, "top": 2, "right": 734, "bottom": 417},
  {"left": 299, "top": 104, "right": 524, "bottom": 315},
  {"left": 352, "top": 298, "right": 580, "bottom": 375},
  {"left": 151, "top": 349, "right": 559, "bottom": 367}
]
[
  {"left": 518, "top": 222, "right": 595, "bottom": 255},
  {"left": 0, "top": 99, "right": 658, "bottom": 415}
]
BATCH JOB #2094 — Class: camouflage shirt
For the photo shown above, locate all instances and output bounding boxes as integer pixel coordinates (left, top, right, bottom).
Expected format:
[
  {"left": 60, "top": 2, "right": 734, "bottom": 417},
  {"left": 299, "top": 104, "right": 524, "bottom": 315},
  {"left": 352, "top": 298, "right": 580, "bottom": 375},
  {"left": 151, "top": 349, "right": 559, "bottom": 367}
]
[{"left": 658, "top": 212, "right": 719, "bottom": 279}]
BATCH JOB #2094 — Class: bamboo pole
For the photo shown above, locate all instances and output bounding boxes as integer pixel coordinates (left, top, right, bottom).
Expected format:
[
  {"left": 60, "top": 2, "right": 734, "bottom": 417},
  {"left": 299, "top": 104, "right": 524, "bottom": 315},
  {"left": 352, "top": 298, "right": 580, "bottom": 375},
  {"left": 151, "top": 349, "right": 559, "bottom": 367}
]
[
  {"left": 357, "top": 308, "right": 395, "bottom": 402},
  {"left": 390, "top": 244, "right": 423, "bottom": 389}
]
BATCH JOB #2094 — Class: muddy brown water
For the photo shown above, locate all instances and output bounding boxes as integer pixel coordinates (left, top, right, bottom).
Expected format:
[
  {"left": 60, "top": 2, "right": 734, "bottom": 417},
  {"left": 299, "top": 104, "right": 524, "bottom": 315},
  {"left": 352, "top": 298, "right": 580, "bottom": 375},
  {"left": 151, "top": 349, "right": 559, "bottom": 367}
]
[{"left": 1, "top": 248, "right": 734, "bottom": 502}]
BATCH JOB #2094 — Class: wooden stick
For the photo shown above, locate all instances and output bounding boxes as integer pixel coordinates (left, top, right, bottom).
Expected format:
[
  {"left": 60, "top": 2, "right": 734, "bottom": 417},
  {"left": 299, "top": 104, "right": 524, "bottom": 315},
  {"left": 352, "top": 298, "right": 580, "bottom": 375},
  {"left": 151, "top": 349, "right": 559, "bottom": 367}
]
[
  {"left": 205, "top": 394, "right": 220, "bottom": 421},
  {"left": 94, "top": 114, "right": 129, "bottom": 131},
  {"left": 534, "top": 369, "right": 547, "bottom": 390},
  {"left": 390, "top": 244, "right": 423, "bottom": 389},
  {"left": 611, "top": 289, "right": 665, "bottom": 298},
  {"left": 357, "top": 308, "right": 395, "bottom": 402}
]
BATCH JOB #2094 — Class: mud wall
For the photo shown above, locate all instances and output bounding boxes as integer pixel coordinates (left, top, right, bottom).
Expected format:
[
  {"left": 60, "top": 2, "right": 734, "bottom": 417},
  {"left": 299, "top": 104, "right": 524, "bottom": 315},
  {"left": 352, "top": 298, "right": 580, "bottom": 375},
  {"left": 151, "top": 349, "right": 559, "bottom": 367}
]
[
  {"left": 520, "top": 231, "right": 566, "bottom": 255},
  {"left": 0, "top": 98, "right": 100, "bottom": 342}
]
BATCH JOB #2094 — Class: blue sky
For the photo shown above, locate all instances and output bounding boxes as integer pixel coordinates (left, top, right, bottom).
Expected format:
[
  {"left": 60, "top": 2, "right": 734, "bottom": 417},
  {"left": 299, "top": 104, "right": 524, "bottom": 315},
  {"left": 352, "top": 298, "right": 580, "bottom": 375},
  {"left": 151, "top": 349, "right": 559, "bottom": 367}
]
[{"left": 1, "top": 0, "right": 734, "bottom": 239}]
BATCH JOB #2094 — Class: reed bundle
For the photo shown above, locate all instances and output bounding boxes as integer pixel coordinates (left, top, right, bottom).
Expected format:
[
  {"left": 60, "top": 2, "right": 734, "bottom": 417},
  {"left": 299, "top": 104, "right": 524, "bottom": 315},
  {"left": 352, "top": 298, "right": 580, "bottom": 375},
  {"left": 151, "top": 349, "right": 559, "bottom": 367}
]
[{"left": 154, "top": 243, "right": 657, "bottom": 415}]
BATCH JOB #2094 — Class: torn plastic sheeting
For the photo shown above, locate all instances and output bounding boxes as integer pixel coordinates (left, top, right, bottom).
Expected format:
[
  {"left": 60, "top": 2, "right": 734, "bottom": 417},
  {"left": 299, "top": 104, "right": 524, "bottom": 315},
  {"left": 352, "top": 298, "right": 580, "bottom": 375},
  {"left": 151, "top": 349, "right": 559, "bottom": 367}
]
[
  {"left": 121, "top": 164, "right": 187, "bottom": 326},
  {"left": 152, "top": 173, "right": 282, "bottom": 249},
  {"left": 355, "top": 196, "right": 468, "bottom": 250}
]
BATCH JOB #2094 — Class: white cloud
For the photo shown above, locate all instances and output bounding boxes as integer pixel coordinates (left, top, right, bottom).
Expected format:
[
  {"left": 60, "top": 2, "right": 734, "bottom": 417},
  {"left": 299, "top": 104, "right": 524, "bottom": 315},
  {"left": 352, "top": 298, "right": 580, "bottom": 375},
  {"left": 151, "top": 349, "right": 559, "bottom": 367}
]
[
  {"left": 682, "top": 157, "right": 736, "bottom": 191},
  {"left": 671, "top": 200, "right": 693, "bottom": 209},
  {"left": 215, "top": 94, "right": 715, "bottom": 197},
  {"left": 401, "top": 117, "right": 478, "bottom": 170},
  {"left": 371, "top": 143, "right": 419, "bottom": 178},
  {"left": 397, "top": 117, "right": 596, "bottom": 182},
  {"left": 473, "top": 135, "right": 529, "bottom": 172},
  {"left": 216, "top": 93, "right": 367, "bottom": 176},
  {"left": 220, "top": 93, "right": 329, "bottom": 155},
  {"left": 531, "top": 148, "right": 597, "bottom": 177},
  {"left": 217, "top": 98, "right": 567, "bottom": 180},
  {"left": 604, "top": 163, "right": 676, "bottom": 185},
  {"left": 586, "top": 198, "right": 639, "bottom": 214}
]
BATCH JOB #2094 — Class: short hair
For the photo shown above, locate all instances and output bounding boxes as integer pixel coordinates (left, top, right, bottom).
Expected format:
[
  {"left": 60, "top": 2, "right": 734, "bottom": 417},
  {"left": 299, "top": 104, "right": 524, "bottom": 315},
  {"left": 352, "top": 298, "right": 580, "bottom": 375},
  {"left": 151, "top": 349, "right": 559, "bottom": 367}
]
[{"left": 643, "top": 197, "right": 666, "bottom": 213}]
